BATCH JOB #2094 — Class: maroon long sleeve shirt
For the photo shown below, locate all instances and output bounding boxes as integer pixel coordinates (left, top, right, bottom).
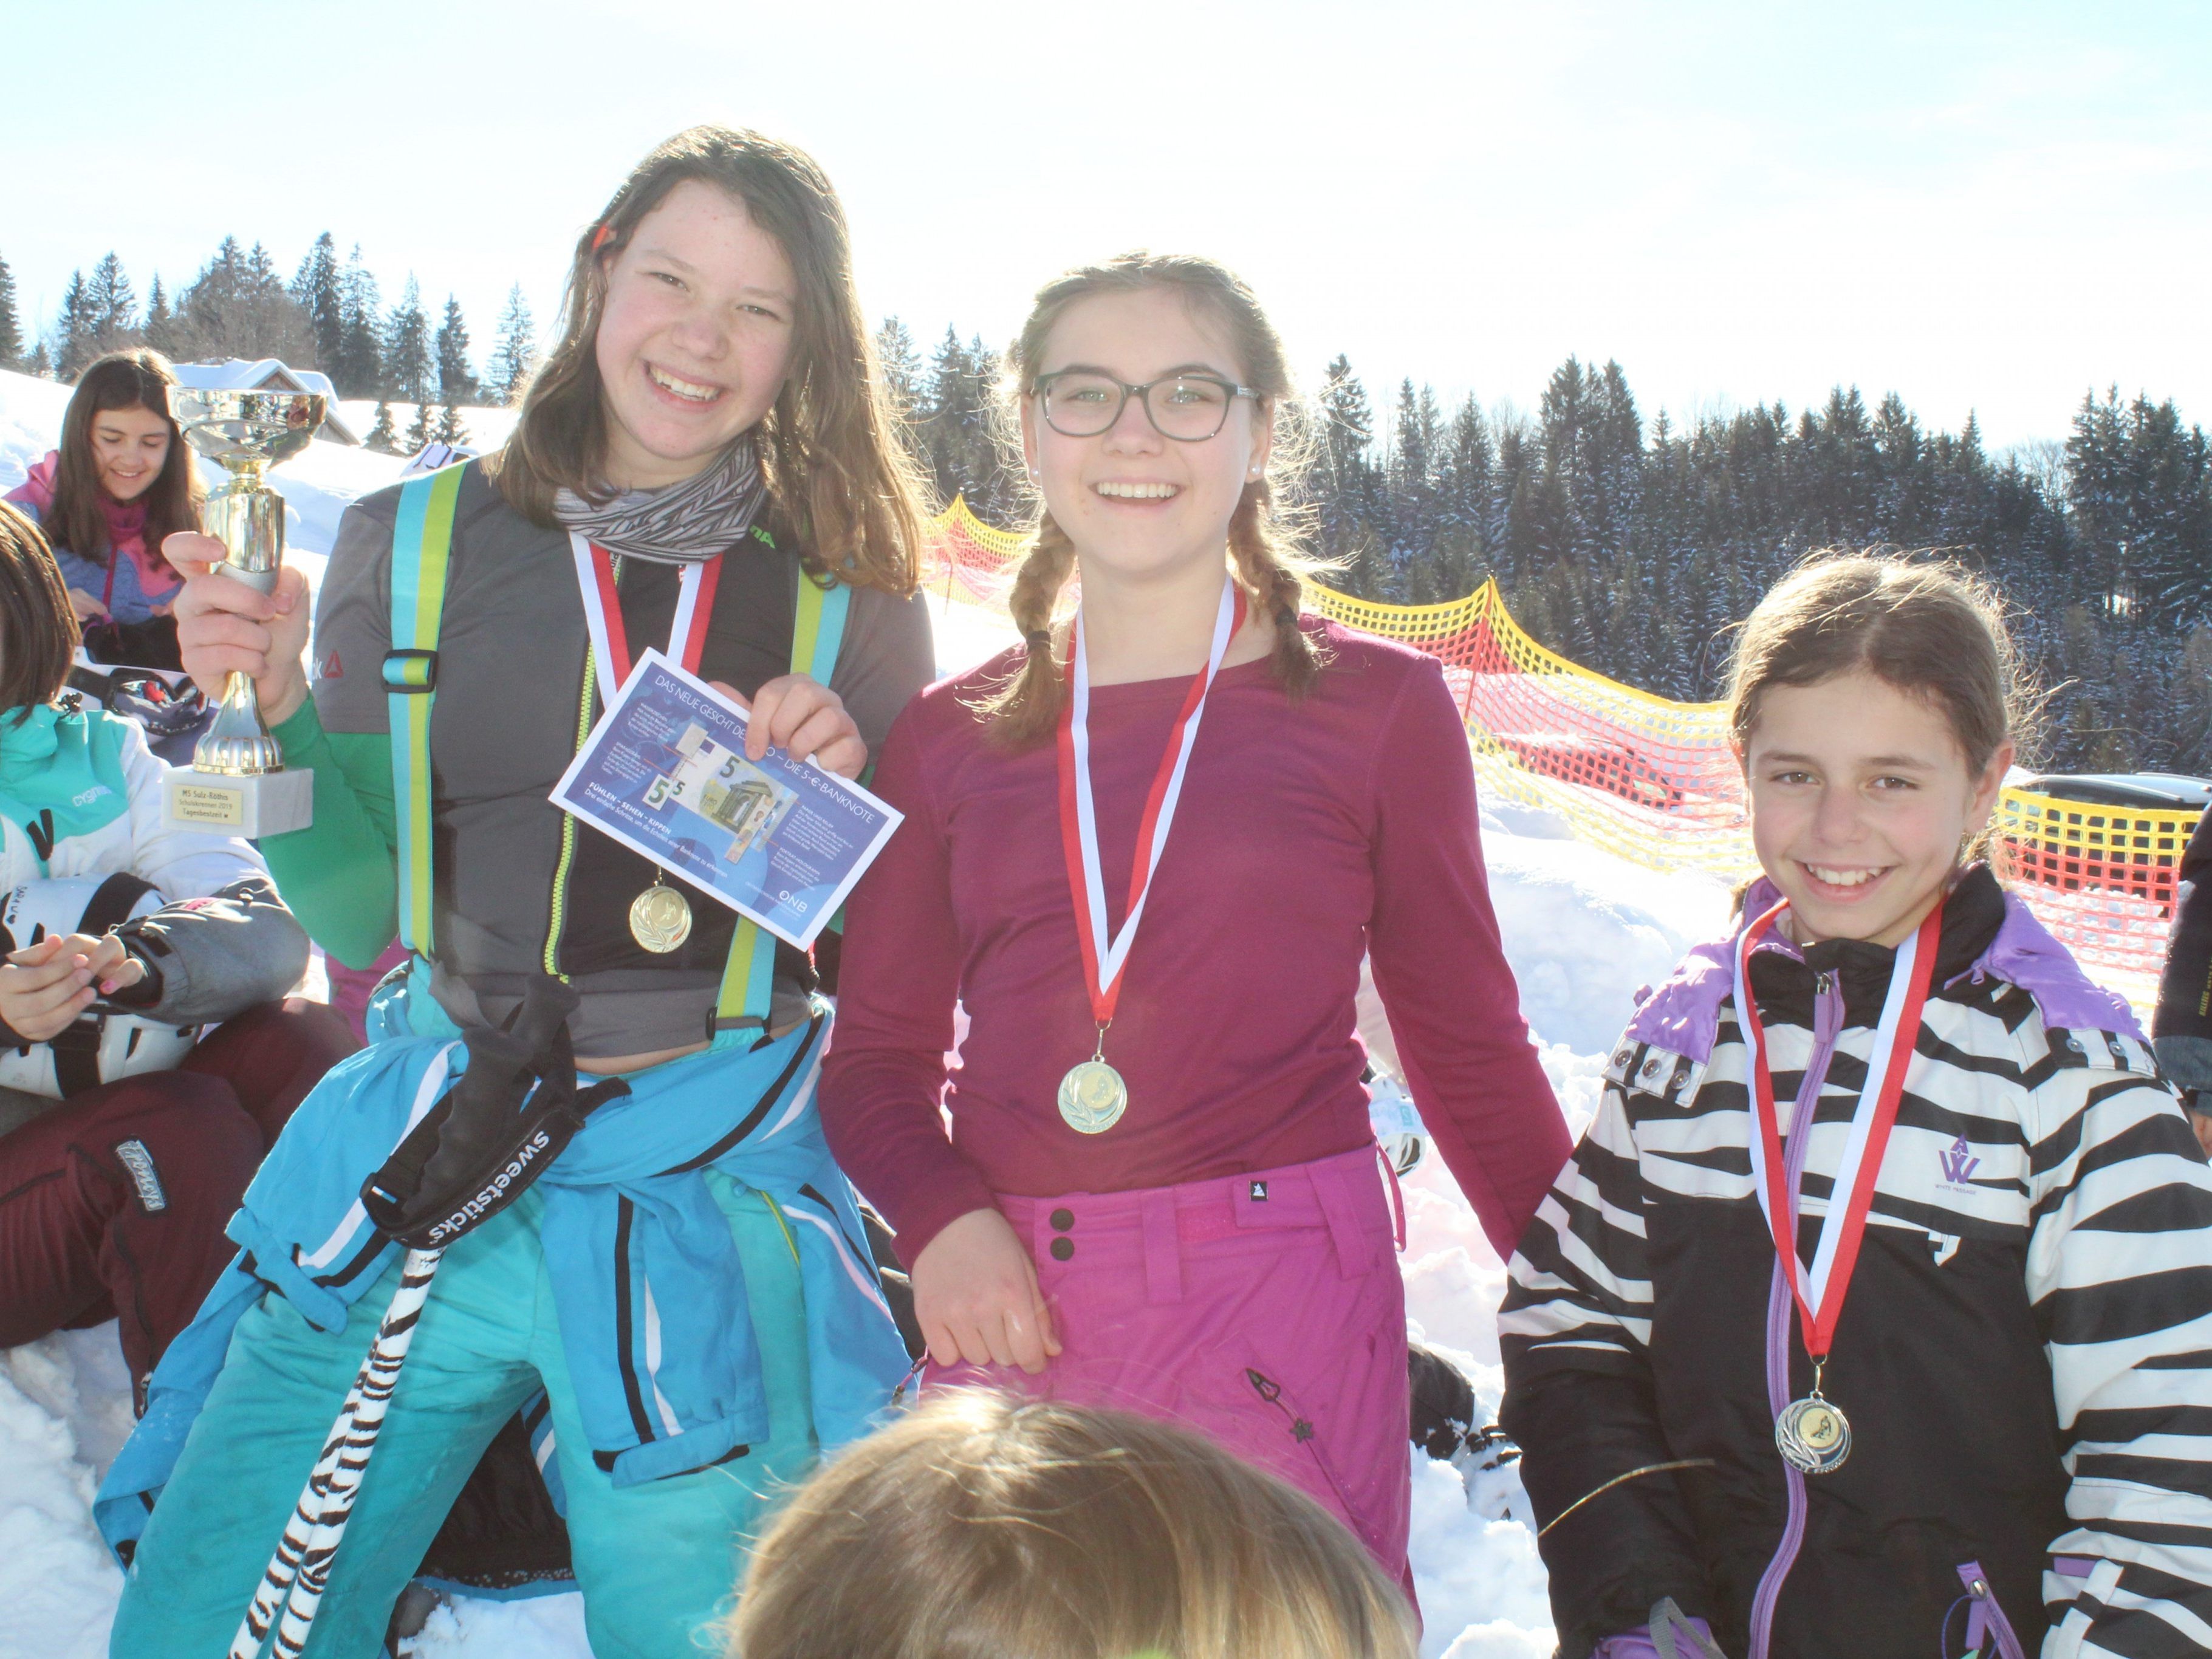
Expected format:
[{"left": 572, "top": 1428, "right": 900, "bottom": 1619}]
[{"left": 820, "top": 620, "right": 1570, "bottom": 1266}]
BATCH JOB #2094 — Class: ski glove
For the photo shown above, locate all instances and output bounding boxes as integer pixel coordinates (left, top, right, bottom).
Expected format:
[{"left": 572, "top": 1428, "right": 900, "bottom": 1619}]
[
  {"left": 361, "top": 975, "right": 629, "bottom": 1250},
  {"left": 1594, "top": 1601, "right": 1726, "bottom": 1659}
]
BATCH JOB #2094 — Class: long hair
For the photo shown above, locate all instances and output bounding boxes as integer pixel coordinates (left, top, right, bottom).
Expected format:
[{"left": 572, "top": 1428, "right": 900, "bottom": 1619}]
[
  {"left": 485, "top": 124, "right": 925, "bottom": 595},
  {"left": 49, "top": 349, "right": 203, "bottom": 567},
  {"left": 0, "top": 502, "right": 81, "bottom": 727},
  {"left": 728, "top": 1392, "right": 1418, "bottom": 1659},
  {"left": 1725, "top": 550, "right": 2033, "bottom": 859},
  {"left": 984, "top": 251, "right": 1327, "bottom": 746}
]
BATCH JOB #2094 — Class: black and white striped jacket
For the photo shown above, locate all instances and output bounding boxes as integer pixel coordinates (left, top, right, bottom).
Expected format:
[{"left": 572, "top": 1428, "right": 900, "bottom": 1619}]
[{"left": 1499, "top": 866, "right": 2212, "bottom": 1659}]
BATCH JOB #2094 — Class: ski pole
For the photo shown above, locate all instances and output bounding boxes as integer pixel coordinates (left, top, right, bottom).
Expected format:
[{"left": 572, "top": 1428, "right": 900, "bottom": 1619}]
[{"left": 228, "top": 1246, "right": 444, "bottom": 1659}]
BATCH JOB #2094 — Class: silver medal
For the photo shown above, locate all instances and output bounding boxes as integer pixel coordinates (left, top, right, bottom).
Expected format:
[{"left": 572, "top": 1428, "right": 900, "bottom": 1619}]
[
  {"left": 1057, "top": 1059, "right": 1129, "bottom": 1135},
  {"left": 1775, "top": 1391, "right": 1852, "bottom": 1475}
]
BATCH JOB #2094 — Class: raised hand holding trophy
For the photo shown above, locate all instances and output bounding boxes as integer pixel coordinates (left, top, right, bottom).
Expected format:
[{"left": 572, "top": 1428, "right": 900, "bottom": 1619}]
[{"left": 160, "top": 388, "right": 321, "bottom": 836}]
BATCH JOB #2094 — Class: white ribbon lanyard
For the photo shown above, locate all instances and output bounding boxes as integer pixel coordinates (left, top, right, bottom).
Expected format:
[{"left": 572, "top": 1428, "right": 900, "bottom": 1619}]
[
  {"left": 1067, "top": 576, "right": 1239, "bottom": 1002},
  {"left": 567, "top": 532, "right": 717, "bottom": 708},
  {"left": 1734, "top": 912, "right": 1928, "bottom": 1320}
]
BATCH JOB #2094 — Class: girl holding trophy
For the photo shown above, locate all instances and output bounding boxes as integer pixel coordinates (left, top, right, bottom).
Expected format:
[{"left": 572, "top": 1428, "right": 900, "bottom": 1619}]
[
  {"left": 817, "top": 252, "right": 1570, "bottom": 1595},
  {"left": 108, "top": 126, "right": 931, "bottom": 1659}
]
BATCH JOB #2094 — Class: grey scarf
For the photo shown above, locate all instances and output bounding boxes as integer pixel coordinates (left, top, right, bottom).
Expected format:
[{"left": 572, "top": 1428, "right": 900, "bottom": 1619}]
[{"left": 553, "top": 436, "right": 769, "bottom": 565}]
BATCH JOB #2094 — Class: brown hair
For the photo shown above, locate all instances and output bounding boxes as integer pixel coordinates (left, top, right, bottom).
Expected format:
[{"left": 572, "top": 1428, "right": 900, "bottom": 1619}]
[
  {"left": 728, "top": 1391, "right": 1417, "bottom": 1659},
  {"left": 0, "top": 502, "right": 83, "bottom": 728},
  {"left": 49, "top": 349, "right": 204, "bottom": 568},
  {"left": 485, "top": 124, "right": 925, "bottom": 595},
  {"left": 985, "top": 251, "right": 1326, "bottom": 745}
]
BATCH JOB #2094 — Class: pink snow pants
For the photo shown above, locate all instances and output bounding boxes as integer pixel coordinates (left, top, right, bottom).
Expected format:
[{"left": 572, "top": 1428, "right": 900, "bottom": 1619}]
[{"left": 927, "top": 1144, "right": 1413, "bottom": 1591}]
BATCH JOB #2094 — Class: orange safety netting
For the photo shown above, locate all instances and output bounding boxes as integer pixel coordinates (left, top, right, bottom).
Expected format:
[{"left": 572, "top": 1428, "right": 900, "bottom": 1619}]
[
  {"left": 920, "top": 500, "right": 2197, "bottom": 987},
  {"left": 1990, "top": 792, "right": 2198, "bottom": 980}
]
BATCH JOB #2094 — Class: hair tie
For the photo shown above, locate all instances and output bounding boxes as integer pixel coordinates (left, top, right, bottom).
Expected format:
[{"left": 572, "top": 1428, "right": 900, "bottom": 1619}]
[
  {"left": 1024, "top": 629, "right": 1052, "bottom": 649},
  {"left": 591, "top": 222, "right": 617, "bottom": 253}
]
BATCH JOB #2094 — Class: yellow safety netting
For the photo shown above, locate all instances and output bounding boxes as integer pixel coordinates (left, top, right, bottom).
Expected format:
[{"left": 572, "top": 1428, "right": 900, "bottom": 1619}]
[{"left": 920, "top": 499, "right": 2197, "bottom": 985}]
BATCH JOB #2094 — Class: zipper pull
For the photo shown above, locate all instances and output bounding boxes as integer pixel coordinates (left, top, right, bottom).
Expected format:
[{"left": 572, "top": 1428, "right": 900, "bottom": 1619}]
[{"left": 1815, "top": 971, "right": 1836, "bottom": 997}]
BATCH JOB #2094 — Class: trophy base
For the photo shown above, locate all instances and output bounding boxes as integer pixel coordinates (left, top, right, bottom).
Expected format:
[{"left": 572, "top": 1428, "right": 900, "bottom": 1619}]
[{"left": 163, "top": 767, "right": 315, "bottom": 838}]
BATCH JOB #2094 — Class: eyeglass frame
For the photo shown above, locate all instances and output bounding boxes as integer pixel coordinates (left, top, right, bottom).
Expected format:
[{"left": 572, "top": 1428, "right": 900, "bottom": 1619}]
[{"left": 1029, "top": 369, "right": 1265, "bottom": 442}]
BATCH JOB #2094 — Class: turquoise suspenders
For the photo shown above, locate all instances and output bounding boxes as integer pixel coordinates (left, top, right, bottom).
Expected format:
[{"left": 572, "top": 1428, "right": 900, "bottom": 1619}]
[{"left": 382, "top": 470, "right": 849, "bottom": 1033}]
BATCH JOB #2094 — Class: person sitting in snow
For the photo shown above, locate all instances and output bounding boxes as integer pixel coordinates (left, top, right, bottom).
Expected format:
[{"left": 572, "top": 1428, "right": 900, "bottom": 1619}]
[
  {"left": 1501, "top": 553, "right": 2212, "bottom": 1658},
  {"left": 0, "top": 501, "right": 355, "bottom": 1411},
  {"left": 5, "top": 350, "right": 203, "bottom": 668}
]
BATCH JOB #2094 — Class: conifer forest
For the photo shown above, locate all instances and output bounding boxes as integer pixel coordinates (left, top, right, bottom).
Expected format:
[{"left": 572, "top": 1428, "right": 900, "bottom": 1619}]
[{"left": 5, "top": 241, "right": 2207, "bottom": 776}]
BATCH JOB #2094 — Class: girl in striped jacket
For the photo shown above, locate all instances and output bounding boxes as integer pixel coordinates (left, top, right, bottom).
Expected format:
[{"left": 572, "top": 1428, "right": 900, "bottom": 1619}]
[{"left": 1500, "top": 554, "right": 2212, "bottom": 1659}]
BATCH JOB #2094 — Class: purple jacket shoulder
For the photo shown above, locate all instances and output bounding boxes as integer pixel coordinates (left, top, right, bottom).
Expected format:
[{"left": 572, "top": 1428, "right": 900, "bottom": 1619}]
[{"left": 1625, "top": 874, "right": 2142, "bottom": 1064}]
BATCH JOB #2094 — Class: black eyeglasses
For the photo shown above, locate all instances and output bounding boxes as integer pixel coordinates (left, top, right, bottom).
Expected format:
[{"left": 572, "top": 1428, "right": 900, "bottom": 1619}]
[{"left": 1032, "top": 370, "right": 1262, "bottom": 442}]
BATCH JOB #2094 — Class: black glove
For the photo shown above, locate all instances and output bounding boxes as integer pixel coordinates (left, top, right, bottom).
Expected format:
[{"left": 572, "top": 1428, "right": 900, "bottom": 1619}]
[{"left": 361, "top": 976, "right": 629, "bottom": 1250}]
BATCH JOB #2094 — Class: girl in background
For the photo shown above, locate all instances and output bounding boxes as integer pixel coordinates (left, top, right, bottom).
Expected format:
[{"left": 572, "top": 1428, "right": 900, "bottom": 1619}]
[
  {"left": 1501, "top": 555, "right": 2212, "bottom": 1657},
  {"left": 0, "top": 501, "right": 351, "bottom": 1411},
  {"left": 820, "top": 251, "right": 1567, "bottom": 1595},
  {"left": 5, "top": 349, "right": 204, "bottom": 662}
]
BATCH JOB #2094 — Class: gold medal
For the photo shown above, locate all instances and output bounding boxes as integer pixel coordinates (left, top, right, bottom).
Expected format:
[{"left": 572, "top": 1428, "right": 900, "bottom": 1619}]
[
  {"left": 1775, "top": 1387, "right": 1852, "bottom": 1474},
  {"left": 1058, "top": 1058, "right": 1129, "bottom": 1135},
  {"left": 629, "top": 880, "right": 693, "bottom": 953}
]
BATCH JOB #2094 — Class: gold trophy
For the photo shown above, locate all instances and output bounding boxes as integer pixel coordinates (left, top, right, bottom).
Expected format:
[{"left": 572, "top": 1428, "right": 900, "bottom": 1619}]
[{"left": 160, "top": 388, "right": 321, "bottom": 836}]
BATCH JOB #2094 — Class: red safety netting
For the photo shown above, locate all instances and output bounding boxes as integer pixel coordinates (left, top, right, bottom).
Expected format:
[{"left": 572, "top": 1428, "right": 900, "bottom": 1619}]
[{"left": 920, "top": 501, "right": 2196, "bottom": 997}]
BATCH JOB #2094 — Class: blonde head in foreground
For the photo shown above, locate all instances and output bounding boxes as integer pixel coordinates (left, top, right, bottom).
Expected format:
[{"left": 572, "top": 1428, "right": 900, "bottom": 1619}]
[{"left": 729, "top": 1390, "right": 1418, "bottom": 1659}]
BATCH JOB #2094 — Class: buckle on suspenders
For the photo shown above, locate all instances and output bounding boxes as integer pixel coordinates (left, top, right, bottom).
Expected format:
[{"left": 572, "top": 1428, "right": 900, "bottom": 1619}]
[{"left": 380, "top": 648, "right": 439, "bottom": 693}]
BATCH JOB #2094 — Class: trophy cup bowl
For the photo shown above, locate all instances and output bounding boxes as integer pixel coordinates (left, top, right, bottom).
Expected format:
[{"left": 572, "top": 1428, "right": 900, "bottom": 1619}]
[{"left": 160, "top": 387, "right": 323, "bottom": 836}]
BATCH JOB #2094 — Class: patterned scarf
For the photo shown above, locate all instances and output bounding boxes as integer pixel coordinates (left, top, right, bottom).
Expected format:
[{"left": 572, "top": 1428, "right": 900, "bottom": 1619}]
[{"left": 553, "top": 435, "right": 768, "bottom": 565}]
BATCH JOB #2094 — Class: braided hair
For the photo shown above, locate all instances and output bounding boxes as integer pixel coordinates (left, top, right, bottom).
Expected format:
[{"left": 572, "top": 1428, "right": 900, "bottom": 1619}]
[{"left": 981, "top": 252, "right": 1326, "bottom": 745}]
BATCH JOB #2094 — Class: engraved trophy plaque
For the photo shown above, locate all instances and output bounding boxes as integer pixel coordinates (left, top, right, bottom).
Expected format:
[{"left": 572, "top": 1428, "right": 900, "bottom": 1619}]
[{"left": 160, "top": 387, "right": 321, "bottom": 836}]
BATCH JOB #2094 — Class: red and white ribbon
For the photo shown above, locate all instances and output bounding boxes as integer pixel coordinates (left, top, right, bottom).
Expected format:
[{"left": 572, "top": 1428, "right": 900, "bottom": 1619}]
[
  {"left": 1734, "top": 898, "right": 1943, "bottom": 1360},
  {"left": 1056, "top": 576, "right": 1245, "bottom": 1024},
  {"left": 568, "top": 532, "right": 722, "bottom": 706}
]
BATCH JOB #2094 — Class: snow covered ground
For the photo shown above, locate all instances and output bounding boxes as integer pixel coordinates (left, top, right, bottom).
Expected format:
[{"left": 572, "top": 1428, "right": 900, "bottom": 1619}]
[{"left": 0, "top": 368, "right": 1736, "bottom": 1657}]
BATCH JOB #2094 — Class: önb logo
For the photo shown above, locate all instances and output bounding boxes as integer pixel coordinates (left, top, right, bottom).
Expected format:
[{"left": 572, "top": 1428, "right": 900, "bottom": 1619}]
[{"left": 1939, "top": 1135, "right": 1980, "bottom": 1186}]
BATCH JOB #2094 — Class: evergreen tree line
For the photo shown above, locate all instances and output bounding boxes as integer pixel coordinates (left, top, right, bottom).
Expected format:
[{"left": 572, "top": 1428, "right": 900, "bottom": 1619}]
[
  {"left": 0, "top": 240, "right": 540, "bottom": 456},
  {"left": 5, "top": 256, "right": 2202, "bottom": 773},
  {"left": 875, "top": 318, "right": 2211, "bottom": 776}
]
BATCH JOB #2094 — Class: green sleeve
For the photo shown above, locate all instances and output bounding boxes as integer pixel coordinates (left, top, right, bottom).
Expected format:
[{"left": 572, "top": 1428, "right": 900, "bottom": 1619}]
[{"left": 257, "top": 699, "right": 402, "bottom": 970}]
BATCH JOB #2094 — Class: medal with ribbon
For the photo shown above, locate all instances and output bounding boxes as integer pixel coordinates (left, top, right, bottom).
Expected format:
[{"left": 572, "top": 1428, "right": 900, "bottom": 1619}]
[
  {"left": 569, "top": 533, "right": 722, "bottom": 953},
  {"left": 1733, "top": 895, "right": 1943, "bottom": 1474},
  {"left": 1052, "top": 575, "right": 1245, "bottom": 1134}
]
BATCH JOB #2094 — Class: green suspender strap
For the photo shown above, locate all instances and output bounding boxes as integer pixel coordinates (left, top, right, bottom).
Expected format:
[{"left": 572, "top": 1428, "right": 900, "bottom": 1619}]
[
  {"left": 382, "top": 465, "right": 464, "bottom": 957},
  {"left": 378, "top": 491, "right": 844, "bottom": 1044},
  {"left": 710, "top": 569, "right": 851, "bottom": 1042}
]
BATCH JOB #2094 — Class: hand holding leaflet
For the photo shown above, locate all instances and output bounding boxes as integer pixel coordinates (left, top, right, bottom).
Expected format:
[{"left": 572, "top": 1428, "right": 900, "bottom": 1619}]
[{"left": 550, "top": 649, "right": 903, "bottom": 950}]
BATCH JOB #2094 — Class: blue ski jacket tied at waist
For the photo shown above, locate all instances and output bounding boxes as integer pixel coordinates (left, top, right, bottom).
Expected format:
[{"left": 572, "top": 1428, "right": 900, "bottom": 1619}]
[{"left": 95, "top": 1004, "right": 909, "bottom": 1557}]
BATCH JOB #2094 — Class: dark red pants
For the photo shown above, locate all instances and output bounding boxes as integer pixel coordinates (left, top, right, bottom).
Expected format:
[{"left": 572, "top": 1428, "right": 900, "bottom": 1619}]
[{"left": 0, "top": 999, "right": 358, "bottom": 1401}]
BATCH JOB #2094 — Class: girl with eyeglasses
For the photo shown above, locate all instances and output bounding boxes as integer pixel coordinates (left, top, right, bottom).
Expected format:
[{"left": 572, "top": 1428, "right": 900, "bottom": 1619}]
[{"left": 819, "top": 251, "right": 1569, "bottom": 1596}]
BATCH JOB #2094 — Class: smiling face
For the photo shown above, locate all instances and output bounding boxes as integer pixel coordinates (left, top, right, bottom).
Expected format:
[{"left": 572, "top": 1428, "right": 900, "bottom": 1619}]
[
  {"left": 1021, "top": 286, "right": 1270, "bottom": 585},
  {"left": 89, "top": 403, "right": 171, "bottom": 504},
  {"left": 1744, "top": 669, "right": 2012, "bottom": 947},
  {"left": 592, "top": 177, "right": 798, "bottom": 491}
]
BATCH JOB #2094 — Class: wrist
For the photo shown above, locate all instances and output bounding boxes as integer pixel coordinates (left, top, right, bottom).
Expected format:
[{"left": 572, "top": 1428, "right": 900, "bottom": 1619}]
[{"left": 261, "top": 671, "right": 310, "bottom": 726}]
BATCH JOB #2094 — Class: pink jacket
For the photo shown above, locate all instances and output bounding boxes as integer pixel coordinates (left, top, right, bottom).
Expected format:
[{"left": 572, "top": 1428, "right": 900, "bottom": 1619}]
[{"left": 5, "top": 451, "right": 181, "bottom": 621}]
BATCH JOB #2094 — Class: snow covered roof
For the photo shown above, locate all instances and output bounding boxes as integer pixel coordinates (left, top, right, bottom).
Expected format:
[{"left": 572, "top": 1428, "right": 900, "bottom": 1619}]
[{"left": 169, "top": 360, "right": 361, "bottom": 446}]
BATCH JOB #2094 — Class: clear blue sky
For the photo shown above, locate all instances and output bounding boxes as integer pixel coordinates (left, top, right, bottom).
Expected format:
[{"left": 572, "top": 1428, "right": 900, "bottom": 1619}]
[{"left": 5, "top": 0, "right": 2205, "bottom": 450}]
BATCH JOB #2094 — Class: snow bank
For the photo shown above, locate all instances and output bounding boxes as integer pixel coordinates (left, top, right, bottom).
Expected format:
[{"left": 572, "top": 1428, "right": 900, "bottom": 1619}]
[
  {"left": 0, "top": 366, "right": 1738, "bottom": 1658},
  {"left": 0, "top": 1331, "right": 135, "bottom": 1659}
]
